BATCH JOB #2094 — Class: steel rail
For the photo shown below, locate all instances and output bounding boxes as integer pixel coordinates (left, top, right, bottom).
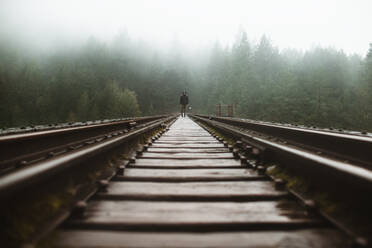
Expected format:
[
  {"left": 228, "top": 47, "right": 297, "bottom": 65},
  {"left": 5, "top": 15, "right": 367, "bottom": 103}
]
[
  {"left": 0, "top": 116, "right": 164, "bottom": 140},
  {"left": 192, "top": 115, "right": 372, "bottom": 192},
  {"left": 0, "top": 115, "right": 168, "bottom": 172},
  {"left": 0, "top": 115, "right": 175, "bottom": 199},
  {"left": 195, "top": 115, "right": 372, "bottom": 168}
]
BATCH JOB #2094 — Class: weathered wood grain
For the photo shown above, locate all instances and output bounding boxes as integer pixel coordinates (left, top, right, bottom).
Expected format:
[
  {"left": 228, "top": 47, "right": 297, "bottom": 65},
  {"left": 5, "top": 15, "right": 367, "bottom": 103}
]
[
  {"left": 131, "top": 158, "right": 242, "bottom": 168},
  {"left": 140, "top": 152, "right": 234, "bottom": 159},
  {"left": 151, "top": 143, "right": 225, "bottom": 148},
  {"left": 69, "top": 200, "right": 322, "bottom": 225},
  {"left": 154, "top": 140, "right": 221, "bottom": 144},
  {"left": 56, "top": 229, "right": 350, "bottom": 248},
  {"left": 115, "top": 168, "right": 264, "bottom": 182},
  {"left": 157, "top": 137, "right": 217, "bottom": 141},
  {"left": 95, "top": 181, "right": 288, "bottom": 201},
  {"left": 147, "top": 147, "right": 229, "bottom": 153}
]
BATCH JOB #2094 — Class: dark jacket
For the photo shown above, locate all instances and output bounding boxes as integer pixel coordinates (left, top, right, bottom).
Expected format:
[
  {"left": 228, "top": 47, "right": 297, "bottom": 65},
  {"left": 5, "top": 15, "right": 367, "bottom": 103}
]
[{"left": 180, "top": 94, "right": 189, "bottom": 105}]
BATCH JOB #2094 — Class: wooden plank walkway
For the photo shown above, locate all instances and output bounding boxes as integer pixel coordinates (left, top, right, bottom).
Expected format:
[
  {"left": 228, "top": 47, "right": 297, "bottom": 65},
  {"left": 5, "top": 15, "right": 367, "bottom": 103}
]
[{"left": 55, "top": 117, "right": 350, "bottom": 247}]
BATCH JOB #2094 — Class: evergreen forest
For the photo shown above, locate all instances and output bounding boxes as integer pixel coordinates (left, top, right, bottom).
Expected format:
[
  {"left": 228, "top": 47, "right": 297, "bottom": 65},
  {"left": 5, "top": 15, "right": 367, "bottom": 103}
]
[{"left": 1, "top": 30, "right": 372, "bottom": 131}]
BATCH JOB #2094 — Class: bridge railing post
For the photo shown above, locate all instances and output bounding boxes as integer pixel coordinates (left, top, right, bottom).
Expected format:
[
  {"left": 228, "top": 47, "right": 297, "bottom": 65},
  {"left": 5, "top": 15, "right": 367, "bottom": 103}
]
[
  {"left": 227, "top": 104, "right": 234, "bottom": 117},
  {"left": 216, "top": 104, "right": 222, "bottom": 117}
]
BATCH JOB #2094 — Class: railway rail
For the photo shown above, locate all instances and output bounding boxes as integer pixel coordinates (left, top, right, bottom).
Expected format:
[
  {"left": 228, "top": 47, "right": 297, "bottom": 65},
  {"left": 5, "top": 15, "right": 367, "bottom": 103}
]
[
  {"left": 0, "top": 115, "right": 168, "bottom": 175},
  {"left": 0, "top": 115, "right": 176, "bottom": 199},
  {"left": 194, "top": 115, "right": 372, "bottom": 168},
  {"left": 1, "top": 115, "right": 371, "bottom": 247},
  {"left": 192, "top": 115, "right": 372, "bottom": 193}
]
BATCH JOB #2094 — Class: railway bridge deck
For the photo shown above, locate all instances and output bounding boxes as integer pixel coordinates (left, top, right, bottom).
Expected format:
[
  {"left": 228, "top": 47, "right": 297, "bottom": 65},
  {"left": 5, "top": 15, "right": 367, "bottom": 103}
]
[{"left": 54, "top": 117, "right": 349, "bottom": 247}]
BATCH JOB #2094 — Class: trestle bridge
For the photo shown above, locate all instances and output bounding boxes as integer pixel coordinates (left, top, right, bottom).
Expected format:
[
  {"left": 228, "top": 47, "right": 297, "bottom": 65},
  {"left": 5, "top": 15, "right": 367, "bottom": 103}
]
[{"left": 0, "top": 114, "right": 371, "bottom": 247}]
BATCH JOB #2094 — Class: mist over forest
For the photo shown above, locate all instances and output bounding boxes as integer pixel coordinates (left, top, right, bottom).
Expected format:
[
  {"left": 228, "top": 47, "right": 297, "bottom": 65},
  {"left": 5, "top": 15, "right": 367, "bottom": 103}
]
[
  {"left": 1, "top": 1, "right": 372, "bottom": 131},
  {"left": 1, "top": 30, "right": 371, "bottom": 131}
]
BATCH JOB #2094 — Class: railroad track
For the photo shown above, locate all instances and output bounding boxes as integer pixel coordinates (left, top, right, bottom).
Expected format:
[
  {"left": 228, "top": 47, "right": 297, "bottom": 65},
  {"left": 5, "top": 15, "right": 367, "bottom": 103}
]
[
  {"left": 192, "top": 115, "right": 372, "bottom": 193},
  {"left": 0, "top": 115, "right": 175, "bottom": 199},
  {"left": 0, "top": 114, "right": 177, "bottom": 247},
  {"left": 52, "top": 117, "right": 359, "bottom": 248},
  {"left": 0, "top": 115, "right": 168, "bottom": 176},
  {"left": 1, "top": 115, "right": 370, "bottom": 247},
  {"left": 194, "top": 115, "right": 372, "bottom": 169}
]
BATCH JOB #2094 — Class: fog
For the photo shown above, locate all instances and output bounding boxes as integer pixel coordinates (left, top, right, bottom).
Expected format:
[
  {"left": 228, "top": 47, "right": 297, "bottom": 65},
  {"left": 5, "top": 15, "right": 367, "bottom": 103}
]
[
  {"left": 1, "top": 0, "right": 371, "bottom": 55},
  {"left": 1, "top": 0, "right": 372, "bottom": 131}
]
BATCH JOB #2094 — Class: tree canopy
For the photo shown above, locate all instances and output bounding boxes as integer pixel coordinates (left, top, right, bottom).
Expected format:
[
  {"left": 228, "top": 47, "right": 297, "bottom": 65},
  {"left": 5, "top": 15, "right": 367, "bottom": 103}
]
[{"left": 0, "top": 32, "right": 371, "bottom": 132}]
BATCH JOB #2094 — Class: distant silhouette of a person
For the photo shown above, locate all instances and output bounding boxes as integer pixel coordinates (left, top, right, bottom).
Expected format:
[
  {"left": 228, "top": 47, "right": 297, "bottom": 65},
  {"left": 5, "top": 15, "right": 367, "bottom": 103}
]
[{"left": 180, "top": 90, "right": 189, "bottom": 117}]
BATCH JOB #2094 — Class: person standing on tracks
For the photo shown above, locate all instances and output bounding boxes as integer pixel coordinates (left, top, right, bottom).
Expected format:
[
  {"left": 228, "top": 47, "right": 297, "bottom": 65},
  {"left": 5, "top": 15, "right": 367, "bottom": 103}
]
[{"left": 180, "top": 90, "right": 189, "bottom": 117}]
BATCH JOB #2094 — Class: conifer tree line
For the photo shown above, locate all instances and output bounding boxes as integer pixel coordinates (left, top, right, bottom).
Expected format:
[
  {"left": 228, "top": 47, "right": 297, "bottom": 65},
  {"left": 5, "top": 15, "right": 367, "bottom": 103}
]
[{"left": 0, "top": 30, "right": 371, "bottom": 131}]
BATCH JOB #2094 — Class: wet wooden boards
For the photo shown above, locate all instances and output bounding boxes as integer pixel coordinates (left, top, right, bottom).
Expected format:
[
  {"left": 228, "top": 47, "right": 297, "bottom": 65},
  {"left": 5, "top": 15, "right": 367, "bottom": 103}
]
[{"left": 55, "top": 117, "right": 350, "bottom": 247}]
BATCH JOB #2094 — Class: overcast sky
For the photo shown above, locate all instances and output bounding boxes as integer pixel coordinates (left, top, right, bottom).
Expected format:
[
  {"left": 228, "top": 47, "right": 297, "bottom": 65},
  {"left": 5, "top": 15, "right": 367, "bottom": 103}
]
[{"left": 1, "top": 0, "right": 371, "bottom": 55}]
